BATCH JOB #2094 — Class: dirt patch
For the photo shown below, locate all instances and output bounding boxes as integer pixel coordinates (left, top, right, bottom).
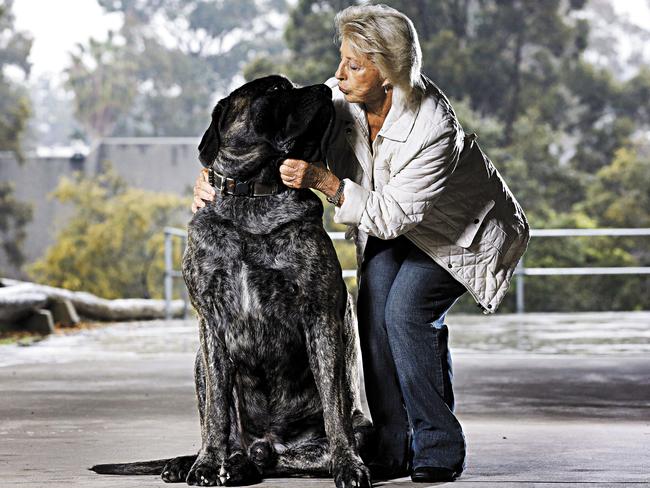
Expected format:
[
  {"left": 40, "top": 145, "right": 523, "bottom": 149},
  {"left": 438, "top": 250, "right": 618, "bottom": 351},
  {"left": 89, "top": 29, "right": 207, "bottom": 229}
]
[{"left": 0, "top": 320, "right": 109, "bottom": 345}]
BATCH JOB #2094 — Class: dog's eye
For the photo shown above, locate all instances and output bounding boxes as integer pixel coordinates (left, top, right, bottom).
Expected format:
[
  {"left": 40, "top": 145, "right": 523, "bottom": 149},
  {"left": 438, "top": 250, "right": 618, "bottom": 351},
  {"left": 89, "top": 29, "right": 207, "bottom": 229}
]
[{"left": 268, "top": 86, "right": 279, "bottom": 93}]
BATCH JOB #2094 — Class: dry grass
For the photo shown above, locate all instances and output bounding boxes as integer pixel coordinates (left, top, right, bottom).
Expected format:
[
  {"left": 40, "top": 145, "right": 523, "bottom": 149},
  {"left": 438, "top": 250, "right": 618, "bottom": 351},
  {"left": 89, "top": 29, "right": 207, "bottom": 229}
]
[{"left": 0, "top": 320, "right": 108, "bottom": 345}]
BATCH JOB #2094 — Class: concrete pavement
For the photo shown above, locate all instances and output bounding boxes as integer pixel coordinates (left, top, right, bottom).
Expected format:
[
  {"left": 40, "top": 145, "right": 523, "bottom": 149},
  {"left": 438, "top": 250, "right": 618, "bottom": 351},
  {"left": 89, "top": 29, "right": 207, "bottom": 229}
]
[{"left": 0, "top": 313, "right": 648, "bottom": 487}]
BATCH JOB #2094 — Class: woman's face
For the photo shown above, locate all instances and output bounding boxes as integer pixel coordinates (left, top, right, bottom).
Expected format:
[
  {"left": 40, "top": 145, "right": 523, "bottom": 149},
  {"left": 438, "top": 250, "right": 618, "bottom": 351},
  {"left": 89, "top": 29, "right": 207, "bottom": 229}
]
[{"left": 335, "top": 38, "right": 387, "bottom": 105}]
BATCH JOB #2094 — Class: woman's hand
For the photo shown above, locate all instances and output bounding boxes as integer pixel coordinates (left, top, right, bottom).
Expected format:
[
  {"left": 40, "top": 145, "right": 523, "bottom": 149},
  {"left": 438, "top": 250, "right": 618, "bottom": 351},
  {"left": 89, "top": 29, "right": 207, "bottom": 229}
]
[
  {"left": 191, "top": 168, "right": 216, "bottom": 214},
  {"left": 279, "top": 159, "right": 344, "bottom": 206},
  {"left": 279, "top": 159, "right": 328, "bottom": 189}
]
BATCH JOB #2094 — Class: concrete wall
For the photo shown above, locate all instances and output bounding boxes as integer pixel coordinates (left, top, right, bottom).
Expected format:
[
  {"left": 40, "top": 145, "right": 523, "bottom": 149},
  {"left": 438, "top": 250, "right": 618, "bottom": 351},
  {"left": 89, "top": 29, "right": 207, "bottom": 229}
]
[
  {"left": 0, "top": 137, "right": 202, "bottom": 279},
  {"left": 96, "top": 138, "right": 201, "bottom": 194}
]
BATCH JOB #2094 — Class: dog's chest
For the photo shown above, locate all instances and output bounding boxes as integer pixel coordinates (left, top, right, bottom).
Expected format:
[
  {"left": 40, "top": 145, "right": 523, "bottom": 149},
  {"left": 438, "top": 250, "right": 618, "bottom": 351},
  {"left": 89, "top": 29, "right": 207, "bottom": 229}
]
[
  {"left": 220, "top": 257, "right": 308, "bottom": 364},
  {"left": 235, "top": 263, "right": 259, "bottom": 317},
  {"left": 186, "top": 214, "right": 338, "bottom": 367}
]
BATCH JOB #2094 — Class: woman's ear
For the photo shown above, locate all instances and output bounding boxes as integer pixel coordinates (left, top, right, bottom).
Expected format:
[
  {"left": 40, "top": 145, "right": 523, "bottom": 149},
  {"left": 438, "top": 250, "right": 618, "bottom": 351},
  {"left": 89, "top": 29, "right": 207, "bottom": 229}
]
[{"left": 381, "top": 80, "right": 392, "bottom": 93}]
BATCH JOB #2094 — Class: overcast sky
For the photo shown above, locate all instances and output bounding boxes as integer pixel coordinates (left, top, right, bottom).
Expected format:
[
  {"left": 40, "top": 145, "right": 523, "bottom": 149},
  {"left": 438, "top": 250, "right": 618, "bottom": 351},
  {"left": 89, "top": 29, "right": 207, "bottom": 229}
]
[
  {"left": 12, "top": 0, "right": 650, "bottom": 79},
  {"left": 13, "top": 0, "right": 122, "bottom": 78}
]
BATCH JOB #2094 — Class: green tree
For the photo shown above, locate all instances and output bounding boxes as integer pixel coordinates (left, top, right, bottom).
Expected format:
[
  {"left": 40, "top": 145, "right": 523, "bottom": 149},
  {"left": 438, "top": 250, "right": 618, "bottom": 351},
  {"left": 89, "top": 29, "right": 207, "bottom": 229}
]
[
  {"left": 214, "top": 0, "right": 650, "bottom": 311},
  {"left": 618, "top": 66, "right": 650, "bottom": 127},
  {"left": 0, "top": 0, "right": 33, "bottom": 274},
  {"left": 520, "top": 211, "right": 646, "bottom": 312},
  {"left": 563, "top": 59, "right": 634, "bottom": 175},
  {"left": 65, "top": 0, "right": 288, "bottom": 138},
  {"left": 65, "top": 32, "right": 138, "bottom": 139},
  {"left": 0, "top": 0, "right": 32, "bottom": 161},
  {"left": 0, "top": 182, "right": 33, "bottom": 272},
  {"left": 281, "top": 0, "right": 348, "bottom": 84},
  {"left": 580, "top": 142, "right": 650, "bottom": 228},
  {"left": 27, "top": 163, "right": 188, "bottom": 299},
  {"left": 245, "top": 0, "right": 352, "bottom": 83}
]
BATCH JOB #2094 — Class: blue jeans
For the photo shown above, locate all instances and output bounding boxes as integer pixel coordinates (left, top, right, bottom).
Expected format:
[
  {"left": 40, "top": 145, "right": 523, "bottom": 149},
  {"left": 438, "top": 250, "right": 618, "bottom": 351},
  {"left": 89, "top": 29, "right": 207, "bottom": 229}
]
[{"left": 357, "top": 234, "right": 467, "bottom": 473}]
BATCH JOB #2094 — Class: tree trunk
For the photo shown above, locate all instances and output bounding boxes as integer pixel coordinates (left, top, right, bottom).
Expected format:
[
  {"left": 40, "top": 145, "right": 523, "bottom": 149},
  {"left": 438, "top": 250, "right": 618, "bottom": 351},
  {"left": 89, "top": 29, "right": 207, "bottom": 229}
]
[
  {"left": 504, "top": 9, "right": 526, "bottom": 145},
  {"left": 0, "top": 279, "right": 187, "bottom": 324}
]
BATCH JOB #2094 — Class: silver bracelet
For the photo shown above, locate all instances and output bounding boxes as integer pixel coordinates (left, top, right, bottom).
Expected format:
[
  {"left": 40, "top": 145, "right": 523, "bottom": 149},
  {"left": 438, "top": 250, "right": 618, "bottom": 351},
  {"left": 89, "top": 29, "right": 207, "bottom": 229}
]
[{"left": 326, "top": 179, "right": 345, "bottom": 206}]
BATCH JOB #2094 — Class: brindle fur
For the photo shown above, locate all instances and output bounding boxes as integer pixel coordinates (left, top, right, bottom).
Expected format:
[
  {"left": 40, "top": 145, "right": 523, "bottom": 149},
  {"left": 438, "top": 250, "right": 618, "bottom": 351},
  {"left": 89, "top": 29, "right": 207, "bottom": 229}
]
[{"left": 91, "top": 75, "right": 373, "bottom": 487}]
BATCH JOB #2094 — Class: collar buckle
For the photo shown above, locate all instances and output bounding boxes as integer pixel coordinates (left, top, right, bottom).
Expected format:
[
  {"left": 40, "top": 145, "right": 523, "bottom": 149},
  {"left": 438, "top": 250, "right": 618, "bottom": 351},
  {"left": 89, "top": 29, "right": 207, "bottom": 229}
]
[
  {"left": 209, "top": 168, "right": 227, "bottom": 193},
  {"left": 234, "top": 181, "right": 251, "bottom": 196}
]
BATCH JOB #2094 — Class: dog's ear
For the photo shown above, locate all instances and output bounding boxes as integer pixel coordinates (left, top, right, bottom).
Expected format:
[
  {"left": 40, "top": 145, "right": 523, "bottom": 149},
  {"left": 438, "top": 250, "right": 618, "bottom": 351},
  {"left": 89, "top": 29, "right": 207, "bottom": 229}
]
[
  {"left": 276, "top": 103, "right": 335, "bottom": 160},
  {"left": 198, "top": 99, "right": 226, "bottom": 168},
  {"left": 273, "top": 112, "right": 305, "bottom": 154}
]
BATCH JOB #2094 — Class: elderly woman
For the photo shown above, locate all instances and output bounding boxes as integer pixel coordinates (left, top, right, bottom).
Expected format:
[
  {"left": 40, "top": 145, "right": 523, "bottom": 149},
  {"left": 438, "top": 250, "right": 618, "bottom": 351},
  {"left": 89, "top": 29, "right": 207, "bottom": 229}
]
[{"left": 192, "top": 4, "right": 529, "bottom": 484}]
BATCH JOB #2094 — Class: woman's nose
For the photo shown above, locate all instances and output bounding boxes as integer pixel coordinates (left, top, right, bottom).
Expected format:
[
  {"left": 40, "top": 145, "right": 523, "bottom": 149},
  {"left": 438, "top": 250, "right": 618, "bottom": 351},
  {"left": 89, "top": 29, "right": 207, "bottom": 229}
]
[{"left": 335, "top": 60, "right": 345, "bottom": 80}]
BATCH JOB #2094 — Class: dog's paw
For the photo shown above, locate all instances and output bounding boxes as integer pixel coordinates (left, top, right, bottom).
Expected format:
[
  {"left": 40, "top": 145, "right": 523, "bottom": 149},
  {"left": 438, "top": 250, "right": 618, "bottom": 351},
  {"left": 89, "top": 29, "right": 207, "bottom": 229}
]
[
  {"left": 222, "top": 451, "right": 262, "bottom": 486},
  {"left": 161, "top": 455, "right": 197, "bottom": 483},
  {"left": 187, "top": 452, "right": 223, "bottom": 487},
  {"left": 247, "top": 439, "right": 277, "bottom": 470},
  {"left": 331, "top": 449, "right": 372, "bottom": 488},
  {"left": 352, "top": 412, "right": 375, "bottom": 463}
]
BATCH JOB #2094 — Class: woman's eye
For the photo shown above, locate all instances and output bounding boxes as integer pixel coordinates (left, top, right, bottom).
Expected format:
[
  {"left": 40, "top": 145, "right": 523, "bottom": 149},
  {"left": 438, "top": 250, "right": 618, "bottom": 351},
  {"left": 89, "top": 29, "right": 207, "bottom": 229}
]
[{"left": 349, "top": 63, "right": 359, "bottom": 71}]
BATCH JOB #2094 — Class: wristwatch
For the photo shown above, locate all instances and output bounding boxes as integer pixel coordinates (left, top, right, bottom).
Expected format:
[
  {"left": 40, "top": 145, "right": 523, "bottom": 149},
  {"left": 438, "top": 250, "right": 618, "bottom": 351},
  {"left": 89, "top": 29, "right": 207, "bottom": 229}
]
[{"left": 327, "top": 179, "right": 345, "bottom": 206}]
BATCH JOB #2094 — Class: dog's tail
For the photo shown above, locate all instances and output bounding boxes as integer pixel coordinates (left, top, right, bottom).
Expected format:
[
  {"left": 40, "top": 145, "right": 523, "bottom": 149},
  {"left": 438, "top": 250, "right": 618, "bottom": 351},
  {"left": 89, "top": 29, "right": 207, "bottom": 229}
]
[{"left": 90, "top": 458, "right": 171, "bottom": 475}]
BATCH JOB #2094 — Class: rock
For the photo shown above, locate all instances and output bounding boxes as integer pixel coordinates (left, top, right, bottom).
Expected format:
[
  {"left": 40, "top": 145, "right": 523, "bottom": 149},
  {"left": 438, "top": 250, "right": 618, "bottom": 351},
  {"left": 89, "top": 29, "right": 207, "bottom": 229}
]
[
  {"left": 20, "top": 309, "right": 55, "bottom": 335},
  {"left": 49, "top": 298, "right": 80, "bottom": 327},
  {"left": 0, "top": 290, "right": 48, "bottom": 324}
]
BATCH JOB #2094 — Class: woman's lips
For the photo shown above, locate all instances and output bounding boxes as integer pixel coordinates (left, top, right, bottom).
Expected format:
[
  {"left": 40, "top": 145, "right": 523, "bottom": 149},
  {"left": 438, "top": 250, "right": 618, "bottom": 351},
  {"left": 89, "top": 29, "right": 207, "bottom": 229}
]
[{"left": 339, "top": 85, "right": 349, "bottom": 94}]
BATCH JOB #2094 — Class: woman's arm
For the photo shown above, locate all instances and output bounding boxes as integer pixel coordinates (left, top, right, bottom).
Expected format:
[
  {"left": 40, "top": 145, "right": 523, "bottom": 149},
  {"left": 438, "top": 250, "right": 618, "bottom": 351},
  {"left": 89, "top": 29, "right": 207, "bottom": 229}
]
[
  {"left": 334, "top": 117, "right": 464, "bottom": 239},
  {"left": 191, "top": 161, "right": 345, "bottom": 214},
  {"left": 279, "top": 159, "right": 345, "bottom": 206}
]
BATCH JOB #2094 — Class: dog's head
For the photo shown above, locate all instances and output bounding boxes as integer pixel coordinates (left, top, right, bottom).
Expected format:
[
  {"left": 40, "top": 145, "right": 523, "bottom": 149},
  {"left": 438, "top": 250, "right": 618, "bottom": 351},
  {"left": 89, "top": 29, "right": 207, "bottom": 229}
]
[{"left": 198, "top": 75, "right": 334, "bottom": 182}]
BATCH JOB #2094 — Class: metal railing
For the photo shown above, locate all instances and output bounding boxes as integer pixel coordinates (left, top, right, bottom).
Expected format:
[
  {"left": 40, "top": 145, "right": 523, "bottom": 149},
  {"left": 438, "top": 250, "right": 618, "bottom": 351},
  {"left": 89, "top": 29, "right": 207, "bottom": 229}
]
[
  {"left": 164, "top": 227, "right": 650, "bottom": 316},
  {"left": 515, "top": 228, "right": 650, "bottom": 313},
  {"left": 326, "top": 232, "right": 356, "bottom": 278},
  {"left": 163, "top": 226, "right": 188, "bottom": 319},
  {"left": 163, "top": 229, "right": 352, "bottom": 317}
]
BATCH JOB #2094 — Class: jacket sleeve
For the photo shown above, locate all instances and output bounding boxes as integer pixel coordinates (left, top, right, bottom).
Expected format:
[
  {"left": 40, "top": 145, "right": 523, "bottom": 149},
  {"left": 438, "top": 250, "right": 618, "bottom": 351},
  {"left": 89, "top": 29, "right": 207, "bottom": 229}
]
[{"left": 333, "top": 117, "right": 464, "bottom": 239}]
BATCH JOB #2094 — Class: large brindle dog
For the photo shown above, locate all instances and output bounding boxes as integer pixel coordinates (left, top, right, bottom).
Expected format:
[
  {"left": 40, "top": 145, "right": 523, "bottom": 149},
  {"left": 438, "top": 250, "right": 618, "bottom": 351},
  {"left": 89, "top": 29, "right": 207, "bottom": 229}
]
[{"left": 91, "top": 75, "right": 373, "bottom": 487}]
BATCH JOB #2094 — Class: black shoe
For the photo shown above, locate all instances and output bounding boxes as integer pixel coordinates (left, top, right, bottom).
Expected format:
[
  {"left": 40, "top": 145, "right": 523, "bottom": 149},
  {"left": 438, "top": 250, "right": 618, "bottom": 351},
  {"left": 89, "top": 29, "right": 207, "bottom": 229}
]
[{"left": 411, "top": 466, "right": 461, "bottom": 483}]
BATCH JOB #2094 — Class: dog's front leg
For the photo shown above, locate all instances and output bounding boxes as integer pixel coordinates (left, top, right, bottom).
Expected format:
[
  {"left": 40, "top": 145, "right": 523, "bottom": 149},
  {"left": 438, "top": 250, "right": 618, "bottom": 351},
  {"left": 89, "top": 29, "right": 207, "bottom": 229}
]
[
  {"left": 305, "top": 314, "right": 372, "bottom": 488},
  {"left": 187, "top": 317, "right": 233, "bottom": 487}
]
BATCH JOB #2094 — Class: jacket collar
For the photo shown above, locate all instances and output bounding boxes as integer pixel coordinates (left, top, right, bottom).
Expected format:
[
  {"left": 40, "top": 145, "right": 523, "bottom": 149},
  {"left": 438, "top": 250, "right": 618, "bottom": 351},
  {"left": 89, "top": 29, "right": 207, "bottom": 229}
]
[
  {"left": 377, "top": 84, "right": 422, "bottom": 142},
  {"left": 340, "top": 83, "right": 422, "bottom": 143}
]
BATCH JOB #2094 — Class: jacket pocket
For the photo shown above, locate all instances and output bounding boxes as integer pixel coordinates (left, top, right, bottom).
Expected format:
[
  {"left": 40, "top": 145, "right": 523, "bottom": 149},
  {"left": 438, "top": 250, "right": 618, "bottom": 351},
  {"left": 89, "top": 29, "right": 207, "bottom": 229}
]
[
  {"left": 455, "top": 199, "right": 495, "bottom": 248},
  {"left": 430, "top": 199, "right": 495, "bottom": 248},
  {"left": 499, "top": 222, "right": 529, "bottom": 268}
]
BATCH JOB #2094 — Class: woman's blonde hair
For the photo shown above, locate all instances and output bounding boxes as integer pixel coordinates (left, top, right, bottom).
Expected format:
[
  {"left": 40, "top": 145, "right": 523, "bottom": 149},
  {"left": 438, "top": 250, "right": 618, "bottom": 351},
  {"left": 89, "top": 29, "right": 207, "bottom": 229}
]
[{"left": 334, "top": 4, "right": 424, "bottom": 93}]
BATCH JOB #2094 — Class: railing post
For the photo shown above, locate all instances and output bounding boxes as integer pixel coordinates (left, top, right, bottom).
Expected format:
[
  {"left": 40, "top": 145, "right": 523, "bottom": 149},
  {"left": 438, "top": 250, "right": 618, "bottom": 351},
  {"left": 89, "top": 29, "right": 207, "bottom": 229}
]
[
  {"left": 181, "top": 235, "right": 188, "bottom": 319},
  {"left": 164, "top": 230, "right": 173, "bottom": 320},
  {"left": 516, "top": 257, "right": 525, "bottom": 314}
]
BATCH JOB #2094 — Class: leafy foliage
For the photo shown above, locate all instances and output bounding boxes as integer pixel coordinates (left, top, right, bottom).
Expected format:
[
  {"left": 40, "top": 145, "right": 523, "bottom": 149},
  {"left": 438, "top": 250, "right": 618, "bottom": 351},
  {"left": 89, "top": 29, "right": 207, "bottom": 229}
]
[
  {"left": 15, "top": 0, "right": 650, "bottom": 309},
  {"left": 0, "top": 0, "right": 32, "bottom": 160},
  {"left": 581, "top": 142, "right": 650, "bottom": 228},
  {"left": 257, "top": 0, "right": 650, "bottom": 312},
  {"left": 27, "top": 163, "right": 188, "bottom": 299},
  {"left": 0, "top": 181, "right": 33, "bottom": 271},
  {"left": 0, "top": 0, "right": 33, "bottom": 274},
  {"left": 65, "top": 33, "right": 138, "bottom": 138},
  {"left": 66, "top": 0, "right": 288, "bottom": 138}
]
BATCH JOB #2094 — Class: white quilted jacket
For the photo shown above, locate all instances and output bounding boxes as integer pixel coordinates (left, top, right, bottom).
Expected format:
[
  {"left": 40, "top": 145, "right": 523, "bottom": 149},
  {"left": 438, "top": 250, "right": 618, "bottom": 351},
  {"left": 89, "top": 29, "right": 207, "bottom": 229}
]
[{"left": 324, "top": 76, "right": 530, "bottom": 313}]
